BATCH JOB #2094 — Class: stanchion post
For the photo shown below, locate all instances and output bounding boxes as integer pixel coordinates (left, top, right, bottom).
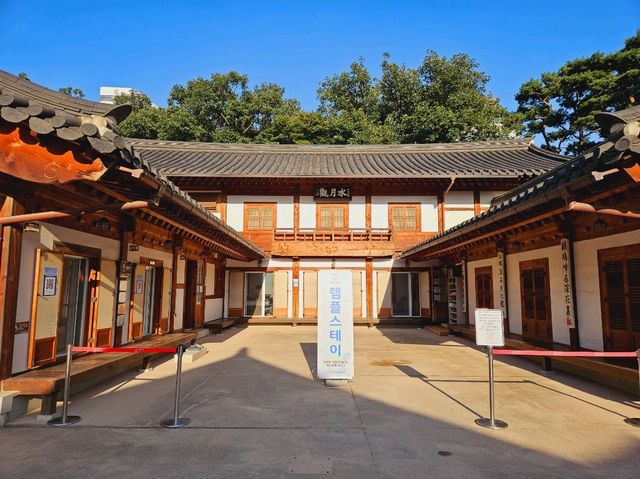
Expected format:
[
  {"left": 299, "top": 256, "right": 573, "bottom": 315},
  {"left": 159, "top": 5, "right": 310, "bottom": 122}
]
[
  {"left": 47, "top": 344, "right": 81, "bottom": 426},
  {"left": 475, "top": 346, "right": 508, "bottom": 430},
  {"left": 623, "top": 349, "right": 640, "bottom": 428},
  {"left": 161, "top": 344, "right": 191, "bottom": 428}
]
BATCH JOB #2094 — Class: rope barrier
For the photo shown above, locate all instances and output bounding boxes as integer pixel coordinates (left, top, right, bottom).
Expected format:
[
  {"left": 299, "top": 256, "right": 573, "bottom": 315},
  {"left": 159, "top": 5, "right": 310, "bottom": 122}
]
[
  {"left": 492, "top": 349, "right": 638, "bottom": 358},
  {"left": 71, "top": 346, "right": 177, "bottom": 354}
]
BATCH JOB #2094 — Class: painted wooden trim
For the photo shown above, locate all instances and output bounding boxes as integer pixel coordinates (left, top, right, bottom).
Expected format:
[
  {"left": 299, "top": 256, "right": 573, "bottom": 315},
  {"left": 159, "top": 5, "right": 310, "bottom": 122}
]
[
  {"left": 519, "top": 257, "right": 553, "bottom": 341},
  {"left": 473, "top": 189, "right": 481, "bottom": 215}
]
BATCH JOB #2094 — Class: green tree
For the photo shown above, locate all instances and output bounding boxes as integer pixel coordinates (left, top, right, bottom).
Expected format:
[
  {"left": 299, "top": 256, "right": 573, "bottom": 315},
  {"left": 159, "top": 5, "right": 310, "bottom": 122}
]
[
  {"left": 516, "top": 30, "right": 639, "bottom": 155},
  {"left": 113, "top": 90, "right": 153, "bottom": 111},
  {"left": 58, "top": 86, "right": 85, "bottom": 98},
  {"left": 316, "top": 51, "right": 519, "bottom": 144},
  {"left": 168, "top": 72, "right": 299, "bottom": 141}
]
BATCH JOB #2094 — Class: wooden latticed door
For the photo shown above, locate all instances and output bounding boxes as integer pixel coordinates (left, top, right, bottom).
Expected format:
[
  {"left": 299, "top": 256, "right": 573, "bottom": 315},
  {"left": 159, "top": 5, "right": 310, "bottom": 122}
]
[
  {"left": 600, "top": 252, "right": 640, "bottom": 351},
  {"left": 519, "top": 259, "right": 553, "bottom": 341}
]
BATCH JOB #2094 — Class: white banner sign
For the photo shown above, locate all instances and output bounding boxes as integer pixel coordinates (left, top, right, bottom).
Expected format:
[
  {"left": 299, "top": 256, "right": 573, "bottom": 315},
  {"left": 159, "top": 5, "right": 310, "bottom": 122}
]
[
  {"left": 317, "top": 270, "right": 354, "bottom": 380},
  {"left": 475, "top": 308, "right": 505, "bottom": 347}
]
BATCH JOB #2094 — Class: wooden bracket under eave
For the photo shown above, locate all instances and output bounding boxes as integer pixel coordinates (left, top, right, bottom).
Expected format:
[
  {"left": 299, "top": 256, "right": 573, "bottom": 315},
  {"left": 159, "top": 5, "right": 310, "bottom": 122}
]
[{"left": 623, "top": 163, "right": 640, "bottom": 183}]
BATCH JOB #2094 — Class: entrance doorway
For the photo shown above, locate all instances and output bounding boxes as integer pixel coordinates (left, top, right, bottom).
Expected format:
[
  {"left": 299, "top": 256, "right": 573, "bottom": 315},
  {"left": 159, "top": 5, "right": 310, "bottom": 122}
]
[
  {"left": 56, "top": 256, "right": 89, "bottom": 356},
  {"left": 599, "top": 245, "right": 640, "bottom": 351},
  {"left": 391, "top": 272, "right": 420, "bottom": 317},
  {"left": 519, "top": 259, "right": 553, "bottom": 341},
  {"left": 184, "top": 260, "right": 204, "bottom": 329},
  {"left": 245, "top": 272, "right": 274, "bottom": 316}
]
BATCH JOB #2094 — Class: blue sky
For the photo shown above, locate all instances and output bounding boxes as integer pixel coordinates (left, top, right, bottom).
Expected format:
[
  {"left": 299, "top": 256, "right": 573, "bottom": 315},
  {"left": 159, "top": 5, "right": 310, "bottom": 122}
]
[{"left": 1, "top": 1, "right": 638, "bottom": 111}]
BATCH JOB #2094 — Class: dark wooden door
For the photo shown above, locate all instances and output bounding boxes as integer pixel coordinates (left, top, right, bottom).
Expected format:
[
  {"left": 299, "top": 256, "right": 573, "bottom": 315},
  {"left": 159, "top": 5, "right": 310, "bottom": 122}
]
[
  {"left": 601, "top": 256, "right": 640, "bottom": 351},
  {"left": 183, "top": 260, "right": 197, "bottom": 329},
  {"left": 520, "top": 259, "right": 552, "bottom": 341}
]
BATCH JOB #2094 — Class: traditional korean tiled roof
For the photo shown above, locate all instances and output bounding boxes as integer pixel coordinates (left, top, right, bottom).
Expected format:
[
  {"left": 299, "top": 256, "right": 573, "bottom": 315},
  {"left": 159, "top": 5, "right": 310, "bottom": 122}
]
[
  {"left": 400, "top": 105, "right": 640, "bottom": 259},
  {"left": 0, "top": 70, "right": 265, "bottom": 260},
  {"left": 129, "top": 138, "right": 565, "bottom": 179}
]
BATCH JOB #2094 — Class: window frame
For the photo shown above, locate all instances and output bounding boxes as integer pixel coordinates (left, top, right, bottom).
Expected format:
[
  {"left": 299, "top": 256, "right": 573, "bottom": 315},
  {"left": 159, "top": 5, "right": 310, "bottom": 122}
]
[
  {"left": 316, "top": 203, "right": 349, "bottom": 231},
  {"left": 388, "top": 203, "right": 421, "bottom": 232},
  {"left": 243, "top": 202, "right": 277, "bottom": 231}
]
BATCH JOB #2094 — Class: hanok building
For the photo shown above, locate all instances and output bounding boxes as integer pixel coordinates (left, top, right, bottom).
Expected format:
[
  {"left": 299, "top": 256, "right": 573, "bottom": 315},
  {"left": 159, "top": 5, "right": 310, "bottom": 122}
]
[
  {"left": 0, "top": 70, "right": 264, "bottom": 396},
  {"left": 401, "top": 106, "right": 640, "bottom": 353},
  {"left": 130, "top": 138, "right": 564, "bottom": 326}
]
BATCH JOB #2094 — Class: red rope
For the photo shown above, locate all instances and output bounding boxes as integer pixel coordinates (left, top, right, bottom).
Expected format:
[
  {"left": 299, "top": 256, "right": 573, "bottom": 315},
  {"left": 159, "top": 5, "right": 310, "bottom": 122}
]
[
  {"left": 71, "top": 346, "right": 177, "bottom": 354},
  {"left": 492, "top": 349, "right": 638, "bottom": 358}
]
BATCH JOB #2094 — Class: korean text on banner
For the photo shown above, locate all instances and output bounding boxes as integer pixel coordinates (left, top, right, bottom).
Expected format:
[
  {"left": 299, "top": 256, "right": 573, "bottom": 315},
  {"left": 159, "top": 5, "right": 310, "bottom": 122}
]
[{"left": 317, "top": 270, "right": 354, "bottom": 380}]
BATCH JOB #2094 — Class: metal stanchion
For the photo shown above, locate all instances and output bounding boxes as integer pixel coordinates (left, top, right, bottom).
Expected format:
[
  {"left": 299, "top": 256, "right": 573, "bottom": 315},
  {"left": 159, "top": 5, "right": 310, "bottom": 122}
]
[
  {"left": 623, "top": 349, "right": 640, "bottom": 428},
  {"left": 48, "top": 344, "right": 81, "bottom": 426},
  {"left": 161, "top": 344, "right": 191, "bottom": 428},
  {"left": 475, "top": 346, "right": 508, "bottom": 430}
]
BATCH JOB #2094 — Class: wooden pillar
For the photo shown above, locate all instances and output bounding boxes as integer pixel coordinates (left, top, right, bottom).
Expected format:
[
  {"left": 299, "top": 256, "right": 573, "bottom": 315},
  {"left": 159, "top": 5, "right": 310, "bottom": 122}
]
[
  {"left": 365, "top": 185, "right": 372, "bottom": 231},
  {"left": 292, "top": 257, "right": 300, "bottom": 318},
  {"left": 169, "top": 235, "right": 180, "bottom": 333},
  {"left": 293, "top": 191, "right": 300, "bottom": 234},
  {"left": 437, "top": 193, "right": 445, "bottom": 232},
  {"left": 0, "top": 197, "right": 23, "bottom": 380},
  {"left": 365, "top": 258, "right": 373, "bottom": 319},
  {"left": 219, "top": 193, "right": 227, "bottom": 223},
  {"left": 473, "top": 189, "right": 481, "bottom": 216}
]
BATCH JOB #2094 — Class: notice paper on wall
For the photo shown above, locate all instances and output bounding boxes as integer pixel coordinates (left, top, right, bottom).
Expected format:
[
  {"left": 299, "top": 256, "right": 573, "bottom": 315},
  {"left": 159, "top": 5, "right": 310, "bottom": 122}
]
[
  {"left": 317, "top": 270, "right": 354, "bottom": 380},
  {"left": 475, "top": 308, "right": 505, "bottom": 347}
]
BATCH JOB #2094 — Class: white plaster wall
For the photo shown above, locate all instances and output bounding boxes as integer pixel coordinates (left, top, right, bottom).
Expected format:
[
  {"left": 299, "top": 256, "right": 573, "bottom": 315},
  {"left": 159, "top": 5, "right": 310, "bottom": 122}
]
[
  {"left": 371, "top": 196, "right": 438, "bottom": 232},
  {"left": 480, "top": 191, "right": 506, "bottom": 206},
  {"left": 373, "top": 258, "right": 394, "bottom": 268},
  {"left": 174, "top": 289, "right": 184, "bottom": 330},
  {"left": 205, "top": 298, "right": 224, "bottom": 322},
  {"left": 176, "top": 258, "right": 186, "bottom": 283},
  {"left": 445, "top": 191, "right": 474, "bottom": 208},
  {"left": 12, "top": 223, "right": 120, "bottom": 374},
  {"left": 299, "top": 258, "right": 365, "bottom": 268},
  {"left": 300, "top": 196, "right": 315, "bottom": 229},
  {"left": 506, "top": 245, "right": 569, "bottom": 345},
  {"left": 227, "top": 195, "right": 294, "bottom": 231},
  {"left": 127, "top": 245, "right": 173, "bottom": 266},
  {"left": 444, "top": 210, "right": 475, "bottom": 230},
  {"left": 466, "top": 257, "right": 500, "bottom": 325},
  {"left": 573, "top": 230, "right": 640, "bottom": 351},
  {"left": 205, "top": 263, "right": 215, "bottom": 292},
  {"left": 225, "top": 258, "right": 292, "bottom": 268},
  {"left": 349, "top": 196, "right": 366, "bottom": 229}
]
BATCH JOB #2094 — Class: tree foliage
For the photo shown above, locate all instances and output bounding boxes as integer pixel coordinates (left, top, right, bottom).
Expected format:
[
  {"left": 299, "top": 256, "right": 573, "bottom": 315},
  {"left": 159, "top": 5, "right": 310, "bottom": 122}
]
[
  {"left": 58, "top": 86, "right": 85, "bottom": 98},
  {"left": 115, "top": 51, "right": 517, "bottom": 144},
  {"left": 516, "top": 30, "right": 639, "bottom": 155}
]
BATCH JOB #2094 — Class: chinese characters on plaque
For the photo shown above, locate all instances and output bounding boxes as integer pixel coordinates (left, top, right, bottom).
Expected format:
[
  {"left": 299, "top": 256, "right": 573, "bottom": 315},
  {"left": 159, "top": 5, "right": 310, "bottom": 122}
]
[
  {"left": 314, "top": 186, "right": 352, "bottom": 201},
  {"left": 497, "top": 252, "right": 506, "bottom": 318},
  {"left": 560, "top": 238, "right": 575, "bottom": 327},
  {"left": 461, "top": 260, "right": 467, "bottom": 313},
  {"left": 317, "top": 270, "right": 354, "bottom": 380}
]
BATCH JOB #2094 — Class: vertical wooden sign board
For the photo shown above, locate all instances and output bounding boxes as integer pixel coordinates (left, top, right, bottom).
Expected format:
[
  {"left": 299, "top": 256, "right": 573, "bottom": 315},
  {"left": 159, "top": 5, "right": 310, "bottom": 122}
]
[{"left": 317, "top": 270, "right": 354, "bottom": 380}]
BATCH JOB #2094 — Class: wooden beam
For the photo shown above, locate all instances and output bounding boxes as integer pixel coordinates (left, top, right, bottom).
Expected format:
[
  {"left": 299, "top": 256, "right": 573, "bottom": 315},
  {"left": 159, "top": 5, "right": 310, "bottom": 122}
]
[
  {"left": 365, "top": 258, "right": 373, "bottom": 320},
  {"left": 0, "top": 197, "right": 23, "bottom": 379}
]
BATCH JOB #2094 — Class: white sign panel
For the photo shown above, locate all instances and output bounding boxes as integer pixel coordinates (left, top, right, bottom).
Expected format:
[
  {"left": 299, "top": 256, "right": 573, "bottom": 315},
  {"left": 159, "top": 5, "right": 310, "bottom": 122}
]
[
  {"left": 475, "top": 308, "right": 505, "bottom": 347},
  {"left": 560, "top": 238, "right": 575, "bottom": 328},
  {"left": 317, "top": 270, "right": 354, "bottom": 380}
]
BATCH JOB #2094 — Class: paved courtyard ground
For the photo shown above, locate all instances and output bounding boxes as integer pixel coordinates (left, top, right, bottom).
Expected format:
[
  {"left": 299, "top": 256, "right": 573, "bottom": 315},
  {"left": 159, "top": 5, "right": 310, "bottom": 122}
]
[{"left": 1, "top": 326, "right": 639, "bottom": 478}]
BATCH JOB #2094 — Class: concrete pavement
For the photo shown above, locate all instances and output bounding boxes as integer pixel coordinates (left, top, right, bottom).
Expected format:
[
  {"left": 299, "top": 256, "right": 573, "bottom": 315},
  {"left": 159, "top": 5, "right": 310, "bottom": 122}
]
[{"left": 1, "top": 326, "right": 639, "bottom": 478}]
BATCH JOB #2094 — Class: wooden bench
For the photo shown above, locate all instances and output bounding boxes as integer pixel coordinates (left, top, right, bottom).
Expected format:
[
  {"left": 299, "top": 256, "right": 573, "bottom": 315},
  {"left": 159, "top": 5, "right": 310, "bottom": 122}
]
[
  {"left": 0, "top": 332, "right": 197, "bottom": 415},
  {"left": 204, "top": 318, "right": 237, "bottom": 334}
]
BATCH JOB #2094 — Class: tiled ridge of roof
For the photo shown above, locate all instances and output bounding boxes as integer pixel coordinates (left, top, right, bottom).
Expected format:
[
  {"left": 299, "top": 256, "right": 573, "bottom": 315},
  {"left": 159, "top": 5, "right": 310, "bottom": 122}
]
[
  {"left": 0, "top": 70, "right": 131, "bottom": 156},
  {"left": 130, "top": 137, "right": 566, "bottom": 178},
  {"left": 400, "top": 105, "right": 640, "bottom": 258},
  {"left": 0, "top": 70, "right": 130, "bottom": 122}
]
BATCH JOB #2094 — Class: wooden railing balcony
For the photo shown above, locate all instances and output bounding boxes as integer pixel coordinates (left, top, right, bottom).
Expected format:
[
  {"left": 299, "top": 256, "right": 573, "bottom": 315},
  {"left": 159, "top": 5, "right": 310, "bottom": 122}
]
[{"left": 273, "top": 228, "right": 393, "bottom": 242}]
